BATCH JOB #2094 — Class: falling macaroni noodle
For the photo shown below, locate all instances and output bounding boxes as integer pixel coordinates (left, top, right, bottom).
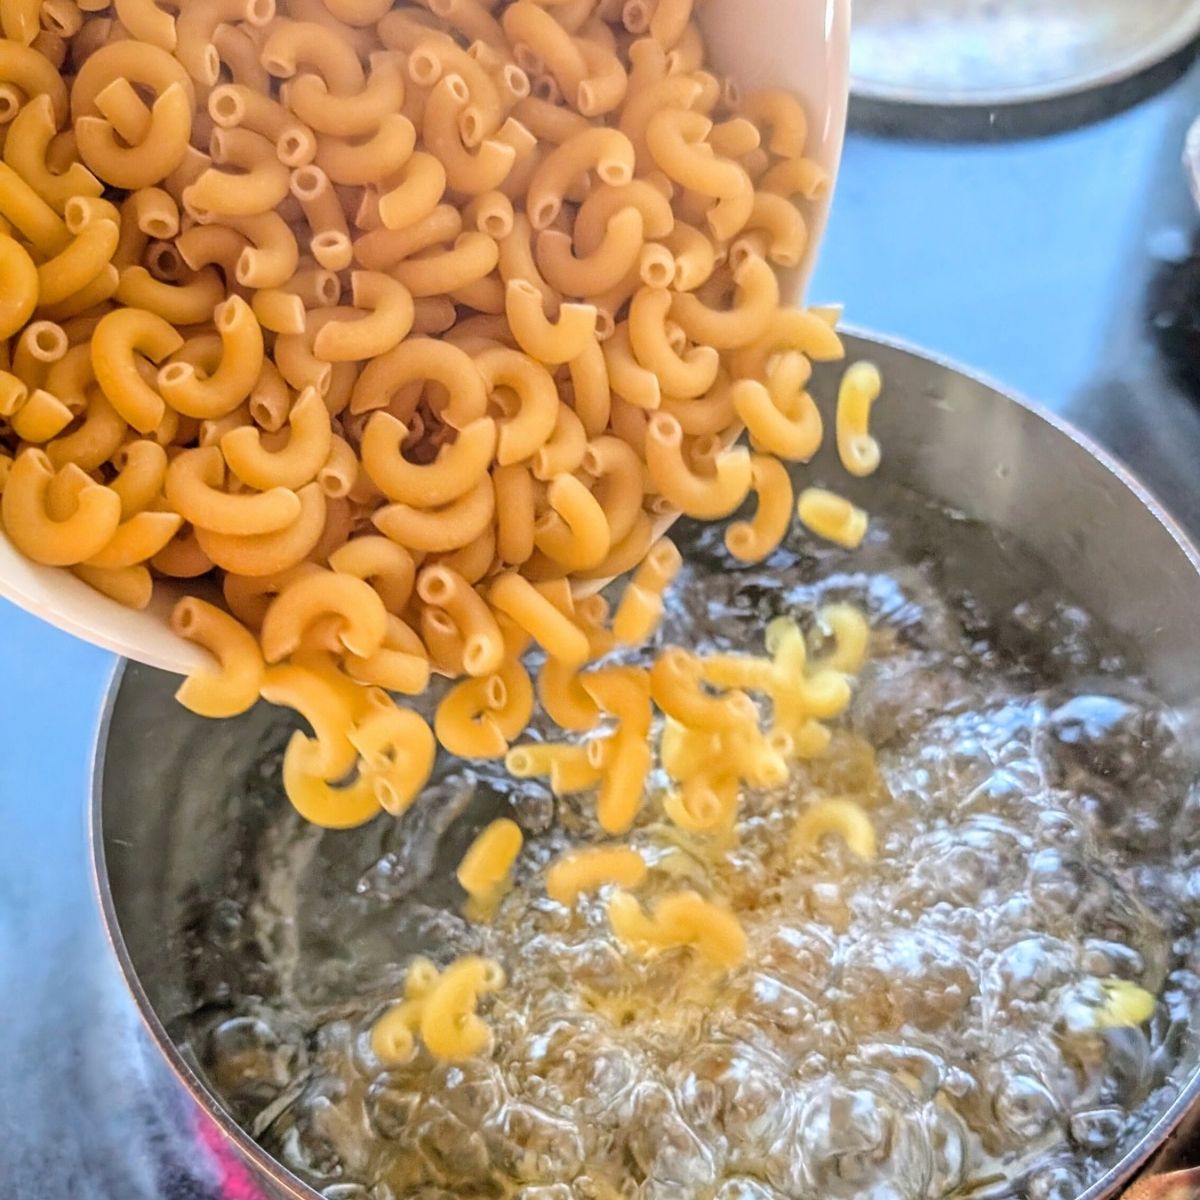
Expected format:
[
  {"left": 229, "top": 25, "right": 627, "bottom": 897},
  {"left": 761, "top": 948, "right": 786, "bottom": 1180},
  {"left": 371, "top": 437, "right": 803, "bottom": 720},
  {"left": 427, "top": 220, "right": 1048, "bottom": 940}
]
[
  {"left": 612, "top": 537, "right": 682, "bottom": 645},
  {"left": 797, "top": 485, "right": 869, "bottom": 549},
  {"left": 456, "top": 816, "right": 523, "bottom": 919},
  {"left": 0, "top": 0, "right": 891, "bottom": 1064},
  {"left": 725, "top": 453, "right": 793, "bottom": 562},
  {"left": 836, "top": 359, "right": 883, "bottom": 477}
]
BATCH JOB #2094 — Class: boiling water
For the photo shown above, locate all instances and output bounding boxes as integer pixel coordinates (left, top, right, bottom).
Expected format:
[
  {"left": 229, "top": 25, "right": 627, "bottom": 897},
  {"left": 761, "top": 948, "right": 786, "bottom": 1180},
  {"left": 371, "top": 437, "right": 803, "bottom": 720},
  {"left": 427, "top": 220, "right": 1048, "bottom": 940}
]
[{"left": 181, "top": 495, "right": 1200, "bottom": 1200}]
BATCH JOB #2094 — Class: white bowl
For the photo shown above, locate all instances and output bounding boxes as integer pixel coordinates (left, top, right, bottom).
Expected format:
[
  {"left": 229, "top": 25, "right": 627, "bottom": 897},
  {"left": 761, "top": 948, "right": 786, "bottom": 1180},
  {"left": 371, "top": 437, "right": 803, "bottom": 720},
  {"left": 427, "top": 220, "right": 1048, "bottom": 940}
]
[{"left": 0, "top": 0, "right": 851, "bottom": 676}]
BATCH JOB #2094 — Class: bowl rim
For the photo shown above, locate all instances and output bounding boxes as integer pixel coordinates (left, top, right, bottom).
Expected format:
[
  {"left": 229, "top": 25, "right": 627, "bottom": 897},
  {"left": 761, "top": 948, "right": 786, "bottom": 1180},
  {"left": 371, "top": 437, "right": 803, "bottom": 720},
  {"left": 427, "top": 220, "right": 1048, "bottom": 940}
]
[{"left": 89, "top": 325, "right": 1200, "bottom": 1200}]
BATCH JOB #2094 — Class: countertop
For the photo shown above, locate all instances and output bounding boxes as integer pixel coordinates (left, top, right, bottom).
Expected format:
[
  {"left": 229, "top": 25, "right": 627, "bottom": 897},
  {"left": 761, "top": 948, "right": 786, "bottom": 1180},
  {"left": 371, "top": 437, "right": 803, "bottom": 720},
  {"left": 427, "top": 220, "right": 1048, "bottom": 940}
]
[{"left": 4, "top": 59, "right": 1200, "bottom": 1198}]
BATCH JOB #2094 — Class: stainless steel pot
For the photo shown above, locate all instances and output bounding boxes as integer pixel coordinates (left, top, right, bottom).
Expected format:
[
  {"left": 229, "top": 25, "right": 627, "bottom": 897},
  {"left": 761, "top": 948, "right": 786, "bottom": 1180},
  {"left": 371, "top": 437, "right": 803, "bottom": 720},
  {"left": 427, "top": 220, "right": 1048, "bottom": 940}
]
[{"left": 92, "top": 331, "right": 1200, "bottom": 1200}]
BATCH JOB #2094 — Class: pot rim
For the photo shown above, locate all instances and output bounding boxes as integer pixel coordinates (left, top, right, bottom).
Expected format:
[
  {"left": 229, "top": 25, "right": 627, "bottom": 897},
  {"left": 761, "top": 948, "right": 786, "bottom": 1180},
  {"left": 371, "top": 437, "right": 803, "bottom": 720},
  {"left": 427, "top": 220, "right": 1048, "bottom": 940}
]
[{"left": 89, "top": 325, "right": 1200, "bottom": 1200}]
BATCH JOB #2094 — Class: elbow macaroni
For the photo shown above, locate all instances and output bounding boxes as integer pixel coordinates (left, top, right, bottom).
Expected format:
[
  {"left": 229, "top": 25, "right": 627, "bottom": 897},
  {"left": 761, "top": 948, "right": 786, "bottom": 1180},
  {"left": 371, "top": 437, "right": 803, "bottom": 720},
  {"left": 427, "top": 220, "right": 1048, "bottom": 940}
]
[
  {"left": 0, "top": 0, "right": 883, "bottom": 1064},
  {"left": 457, "top": 816, "right": 523, "bottom": 920},
  {"left": 545, "top": 845, "right": 647, "bottom": 904},
  {"left": 609, "top": 890, "right": 746, "bottom": 968},
  {"left": 791, "top": 798, "right": 877, "bottom": 861},
  {"left": 725, "top": 453, "right": 794, "bottom": 562},
  {"left": 836, "top": 360, "right": 883, "bottom": 477},
  {"left": 797, "top": 486, "right": 869, "bottom": 549}
]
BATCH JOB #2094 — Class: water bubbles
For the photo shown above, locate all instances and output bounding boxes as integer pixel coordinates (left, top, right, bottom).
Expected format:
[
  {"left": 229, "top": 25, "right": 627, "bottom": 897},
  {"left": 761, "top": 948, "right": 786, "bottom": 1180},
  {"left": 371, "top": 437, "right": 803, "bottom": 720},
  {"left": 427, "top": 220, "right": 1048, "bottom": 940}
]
[
  {"left": 365, "top": 1078, "right": 421, "bottom": 1142},
  {"left": 275, "top": 1076, "right": 369, "bottom": 1178},
  {"left": 1028, "top": 849, "right": 1091, "bottom": 921},
  {"left": 807, "top": 879, "right": 850, "bottom": 932},
  {"left": 717, "top": 842, "right": 774, "bottom": 908},
  {"left": 1024, "top": 1160, "right": 1082, "bottom": 1200},
  {"left": 208, "top": 1014, "right": 302, "bottom": 1112},
  {"left": 851, "top": 658, "right": 970, "bottom": 747},
  {"left": 742, "top": 971, "right": 816, "bottom": 1038},
  {"left": 674, "top": 1042, "right": 793, "bottom": 1166},
  {"left": 1080, "top": 939, "right": 1145, "bottom": 981},
  {"left": 1096, "top": 1026, "right": 1155, "bottom": 1107},
  {"left": 514, "top": 1014, "right": 613, "bottom": 1112},
  {"left": 574, "top": 1176, "right": 637, "bottom": 1200},
  {"left": 942, "top": 1065, "right": 978, "bottom": 1104},
  {"left": 1003, "top": 598, "right": 1109, "bottom": 681},
  {"left": 856, "top": 1042, "right": 945, "bottom": 1099},
  {"left": 414, "top": 1098, "right": 491, "bottom": 1177},
  {"left": 489, "top": 1102, "right": 585, "bottom": 1182},
  {"left": 577, "top": 1042, "right": 642, "bottom": 1116},
  {"left": 918, "top": 1095, "right": 969, "bottom": 1194},
  {"left": 1069, "top": 1106, "right": 1126, "bottom": 1151},
  {"left": 509, "top": 780, "right": 557, "bottom": 835},
  {"left": 901, "top": 826, "right": 1014, "bottom": 911},
  {"left": 991, "top": 1069, "right": 1063, "bottom": 1141},
  {"left": 626, "top": 1081, "right": 716, "bottom": 1189},
  {"left": 558, "top": 935, "right": 632, "bottom": 994},
  {"left": 1046, "top": 693, "right": 1175, "bottom": 787},
  {"left": 989, "top": 936, "right": 1076, "bottom": 1005},
  {"left": 759, "top": 923, "right": 835, "bottom": 994},
  {"left": 959, "top": 766, "right": 1039, "bottom": 821},
  {"left": 640, "top": 1182, "right": 705, "bottom": 1200},
  {"left": 841, "top": 928, "right": 976, "bottom": 1034},
  {"left": 438, "top": 1060, "right": 506, "bottom": 1126},
  {"left": 713, "top": 1180, "right": 782, "bottom": 1200},
  {"left": 187, "top": 515, "right": 1196, "bottom": 1198},
  {"left": 794, "top": 1073, "right": 928, "bottom": 1200}
]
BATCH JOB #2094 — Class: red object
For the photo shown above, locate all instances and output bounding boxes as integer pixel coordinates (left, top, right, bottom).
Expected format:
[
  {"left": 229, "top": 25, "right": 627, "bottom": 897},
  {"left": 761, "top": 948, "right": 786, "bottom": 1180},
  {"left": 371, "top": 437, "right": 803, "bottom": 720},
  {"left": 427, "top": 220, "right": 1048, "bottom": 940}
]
[
  {"left": 1124, "top": 1168, "right": 1200, "bottom": 1200},
  {"left": 196, "top": 1112, "right": 270, "bottom": 1200}
]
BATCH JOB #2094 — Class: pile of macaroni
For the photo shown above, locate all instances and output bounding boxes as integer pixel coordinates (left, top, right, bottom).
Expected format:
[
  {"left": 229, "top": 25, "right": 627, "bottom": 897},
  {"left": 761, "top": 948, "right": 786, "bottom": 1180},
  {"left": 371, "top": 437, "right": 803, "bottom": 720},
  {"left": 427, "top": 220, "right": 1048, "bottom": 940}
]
[{"left": 0, "top": 0, "right": 884, "bottom": 1060}]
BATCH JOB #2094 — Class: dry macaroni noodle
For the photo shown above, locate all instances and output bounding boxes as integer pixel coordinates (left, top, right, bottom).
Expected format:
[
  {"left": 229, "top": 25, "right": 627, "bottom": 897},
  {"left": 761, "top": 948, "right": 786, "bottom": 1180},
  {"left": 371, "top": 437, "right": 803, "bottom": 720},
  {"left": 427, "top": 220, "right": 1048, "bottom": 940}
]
[
  {"left": 457, "top": 816, "right": 523, "bottom": 919},
  {"left": 836, "top": 359, "right": 883, "bottom": 477},
  {"left": 0, "top": 0, "right": 880, "bottom": 1063},
  {"left": 797, "top": 485, "right": 869, "bottom": 549}
]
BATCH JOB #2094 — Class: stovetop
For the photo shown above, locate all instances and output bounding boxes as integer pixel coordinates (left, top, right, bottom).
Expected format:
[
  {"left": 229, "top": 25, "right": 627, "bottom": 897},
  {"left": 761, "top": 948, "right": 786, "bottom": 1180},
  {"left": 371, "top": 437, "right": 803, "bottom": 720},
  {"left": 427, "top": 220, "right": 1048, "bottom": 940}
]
[{"left": 5, "top": 57, "right": 1200, "bottom": 1200}]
